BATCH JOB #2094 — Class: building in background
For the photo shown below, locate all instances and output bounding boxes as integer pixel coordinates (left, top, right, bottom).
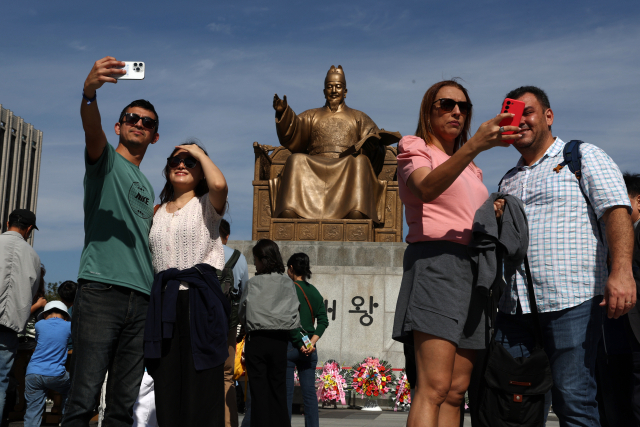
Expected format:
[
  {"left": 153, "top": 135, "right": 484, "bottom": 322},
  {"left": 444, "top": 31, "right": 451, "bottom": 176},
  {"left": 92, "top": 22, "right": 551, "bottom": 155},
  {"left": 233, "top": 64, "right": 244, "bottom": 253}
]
[{"left": 0, "top": 104, "right": 43, "bottom": 245}]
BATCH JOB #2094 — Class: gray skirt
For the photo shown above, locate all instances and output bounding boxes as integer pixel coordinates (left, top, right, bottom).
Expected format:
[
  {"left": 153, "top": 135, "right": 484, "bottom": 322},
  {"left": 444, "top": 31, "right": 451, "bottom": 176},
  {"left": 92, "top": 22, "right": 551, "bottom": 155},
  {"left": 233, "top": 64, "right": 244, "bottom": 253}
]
[{"left": 392, "top": 240, "right": 486, "bottom": 349}]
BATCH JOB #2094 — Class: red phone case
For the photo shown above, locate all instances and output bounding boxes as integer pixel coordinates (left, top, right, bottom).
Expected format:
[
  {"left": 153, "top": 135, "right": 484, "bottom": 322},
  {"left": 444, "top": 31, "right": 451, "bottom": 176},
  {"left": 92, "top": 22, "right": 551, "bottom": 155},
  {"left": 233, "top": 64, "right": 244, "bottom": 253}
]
[{"left": 499, "top": 98, "right": 525, "bottom": 137}]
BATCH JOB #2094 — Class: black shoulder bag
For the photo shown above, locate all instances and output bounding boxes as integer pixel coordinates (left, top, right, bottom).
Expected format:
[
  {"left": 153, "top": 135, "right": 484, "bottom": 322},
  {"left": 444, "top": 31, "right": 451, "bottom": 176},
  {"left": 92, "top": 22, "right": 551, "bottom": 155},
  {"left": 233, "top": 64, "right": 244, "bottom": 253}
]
[{"left": 477, "top": 255, "right": 553, "bottom": 426}]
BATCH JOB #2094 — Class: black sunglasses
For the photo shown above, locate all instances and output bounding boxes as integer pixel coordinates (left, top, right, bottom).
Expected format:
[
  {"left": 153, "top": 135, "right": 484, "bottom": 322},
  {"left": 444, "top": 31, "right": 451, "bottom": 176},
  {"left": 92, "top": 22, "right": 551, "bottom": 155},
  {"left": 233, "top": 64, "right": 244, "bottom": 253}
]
[
  {"left": 433, "top": 98, "right": 472, "bottom": 114},
  {"left": 121, "top": 112, "right": 158, "bottom": 130},
  {"left": 167, "top": 156, "right": 198, "bottom": 169}
]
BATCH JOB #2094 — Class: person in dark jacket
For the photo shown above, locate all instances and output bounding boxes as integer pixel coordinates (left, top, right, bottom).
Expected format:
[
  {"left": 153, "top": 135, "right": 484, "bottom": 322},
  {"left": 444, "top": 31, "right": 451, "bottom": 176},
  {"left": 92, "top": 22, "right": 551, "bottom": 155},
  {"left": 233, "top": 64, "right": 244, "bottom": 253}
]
[
  {"left": 144, "top": 140, "right": 229, "bottom": 427},
  {"left": 285, "top": 253, "right": 328, "bottom": 427},
  {"left": 238, "top": 239, "right": 300, "bottom": 427}
]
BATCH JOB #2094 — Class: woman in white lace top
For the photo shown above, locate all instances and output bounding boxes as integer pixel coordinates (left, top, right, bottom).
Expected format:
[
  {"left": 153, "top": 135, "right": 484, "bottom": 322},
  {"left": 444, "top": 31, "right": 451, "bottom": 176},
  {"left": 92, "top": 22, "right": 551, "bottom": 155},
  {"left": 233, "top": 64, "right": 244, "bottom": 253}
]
[{"left": 146, "top": 141, "right": 228, "bottom": 427}]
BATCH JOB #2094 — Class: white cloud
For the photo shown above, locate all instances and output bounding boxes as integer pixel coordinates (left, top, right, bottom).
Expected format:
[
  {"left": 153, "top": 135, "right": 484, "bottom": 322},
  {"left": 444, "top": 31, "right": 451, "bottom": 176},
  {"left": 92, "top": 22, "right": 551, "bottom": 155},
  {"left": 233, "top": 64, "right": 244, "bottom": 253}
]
[
  {"left": 207, "top": 22, "right": 231, "bottom": 34},
  {"left": 68, "top": 40, "right": 88, "bottom": 51}
]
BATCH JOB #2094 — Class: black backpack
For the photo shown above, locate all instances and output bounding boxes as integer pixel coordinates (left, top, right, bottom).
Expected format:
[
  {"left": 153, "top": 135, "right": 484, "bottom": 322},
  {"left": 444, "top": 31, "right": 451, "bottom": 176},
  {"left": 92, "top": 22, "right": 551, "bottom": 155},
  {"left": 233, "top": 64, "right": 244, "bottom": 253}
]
[
  {"left": 477, "top": 256, "right": 553, "bottom": 426},
  {"left": 217, "top": 249, "right": 242, "bottom": 331}
]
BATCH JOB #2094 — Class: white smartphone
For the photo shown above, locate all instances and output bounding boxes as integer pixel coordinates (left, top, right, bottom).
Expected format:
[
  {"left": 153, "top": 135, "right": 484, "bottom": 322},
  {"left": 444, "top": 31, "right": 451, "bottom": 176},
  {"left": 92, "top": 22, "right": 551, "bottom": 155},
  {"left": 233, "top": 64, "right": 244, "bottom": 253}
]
[{"left": 113, "top": 61, "right": 145, "bottom": 80}]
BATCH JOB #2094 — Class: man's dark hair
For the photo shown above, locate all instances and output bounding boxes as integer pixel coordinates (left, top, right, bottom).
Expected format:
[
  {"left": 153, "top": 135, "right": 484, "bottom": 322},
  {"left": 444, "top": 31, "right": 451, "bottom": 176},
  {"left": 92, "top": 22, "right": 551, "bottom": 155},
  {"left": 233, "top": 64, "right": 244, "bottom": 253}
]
[
  {"left": 505, "top": 86, "right": 551, "bottom": 110},
  {"left": 623, "top": 172, "right": 640, "bottom": 197},
  {"left": 219, "top": 219, "right": 230, "bottom": 239},
  {"left": 58, "top": 280, "right": 78, "bottom": 304},
  {"left": 252, "top": 239, "right": 285, "bottom": 275},
  {"left": 7, "top": 219, "right": 28, "bottom": 230},
  {"left": 287, "top": 252, "right": 312, "bottom": 280},
  {"left": 118, "top": 99, "right": 159, "bottom": 132}
]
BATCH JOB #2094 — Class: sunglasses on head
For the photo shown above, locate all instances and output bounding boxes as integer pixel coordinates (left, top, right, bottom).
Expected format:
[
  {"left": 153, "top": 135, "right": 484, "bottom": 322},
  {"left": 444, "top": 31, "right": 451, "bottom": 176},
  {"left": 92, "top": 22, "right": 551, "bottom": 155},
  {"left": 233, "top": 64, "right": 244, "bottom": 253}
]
[
  {"left": 433, "top": 98, "right": 472, "bottom": 114},
  {"left": 167, "top": 156, "right": 198, "bottom": 169},
  {"left": 121, "top": 112, "right": 158, "bottom": 130}
]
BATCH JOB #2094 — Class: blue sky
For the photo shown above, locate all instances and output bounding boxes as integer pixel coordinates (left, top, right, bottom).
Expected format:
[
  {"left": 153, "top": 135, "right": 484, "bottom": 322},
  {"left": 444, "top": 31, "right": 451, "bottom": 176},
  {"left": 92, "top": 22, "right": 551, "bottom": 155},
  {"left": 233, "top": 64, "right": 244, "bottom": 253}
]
[{"left": 2, "top": 0, "right": 639, "bottom": 283}]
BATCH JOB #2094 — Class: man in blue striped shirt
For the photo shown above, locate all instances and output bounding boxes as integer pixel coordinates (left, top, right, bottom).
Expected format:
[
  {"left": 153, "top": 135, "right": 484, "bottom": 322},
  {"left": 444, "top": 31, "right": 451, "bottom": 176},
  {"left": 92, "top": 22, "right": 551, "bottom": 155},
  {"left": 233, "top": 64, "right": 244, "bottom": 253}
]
[{"left": 495, "top": 86, "right": 635, "bottom": 426}]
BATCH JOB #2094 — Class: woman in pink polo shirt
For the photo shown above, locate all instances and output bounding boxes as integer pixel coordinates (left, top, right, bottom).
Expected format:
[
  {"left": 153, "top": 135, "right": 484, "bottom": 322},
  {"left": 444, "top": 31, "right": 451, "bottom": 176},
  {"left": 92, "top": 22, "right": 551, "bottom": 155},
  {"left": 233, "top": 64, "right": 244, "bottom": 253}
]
[{"left": 392, "top": 80, "right": 520, "bottom": 426}]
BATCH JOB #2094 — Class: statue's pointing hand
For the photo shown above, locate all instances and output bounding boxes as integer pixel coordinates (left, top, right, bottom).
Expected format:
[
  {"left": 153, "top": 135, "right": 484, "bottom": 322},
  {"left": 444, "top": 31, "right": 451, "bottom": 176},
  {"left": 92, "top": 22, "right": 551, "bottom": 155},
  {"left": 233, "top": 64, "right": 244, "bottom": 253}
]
[{"left": 273, "top": 94, "right": 288, "bottom": 120}]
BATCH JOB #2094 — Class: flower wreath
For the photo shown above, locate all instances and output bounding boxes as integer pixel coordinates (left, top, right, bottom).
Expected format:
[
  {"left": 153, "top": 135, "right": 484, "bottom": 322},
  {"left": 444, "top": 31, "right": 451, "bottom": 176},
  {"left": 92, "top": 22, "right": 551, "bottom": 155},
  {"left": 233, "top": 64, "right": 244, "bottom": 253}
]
[
  {"left": 393, "top": 369, "right": 411, "bottom": 411},
  {"left": 315, "top": 359, "right": 350, "bottom": 404},
  {"left": 351, "top": 357, "right": 395, "bottom": 398}
]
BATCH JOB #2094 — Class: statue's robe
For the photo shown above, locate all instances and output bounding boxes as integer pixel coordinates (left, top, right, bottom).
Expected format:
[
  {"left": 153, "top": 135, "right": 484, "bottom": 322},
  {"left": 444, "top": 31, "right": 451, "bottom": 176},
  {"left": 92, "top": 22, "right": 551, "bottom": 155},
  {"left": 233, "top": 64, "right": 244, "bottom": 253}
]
[{"left": 270, "top": 103, "right": 399, "bottom": 223}]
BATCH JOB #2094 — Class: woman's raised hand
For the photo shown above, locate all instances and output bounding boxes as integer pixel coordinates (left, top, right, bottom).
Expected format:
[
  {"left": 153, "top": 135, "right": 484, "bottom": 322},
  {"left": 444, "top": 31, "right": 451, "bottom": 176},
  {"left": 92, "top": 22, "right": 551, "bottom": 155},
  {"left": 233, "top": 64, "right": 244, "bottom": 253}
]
[
  {"left": 469, "top": 113, "right": 522, "bottom": 153},
  {"left": 175, "top": 144, "right": 208, "bottom": 161}
]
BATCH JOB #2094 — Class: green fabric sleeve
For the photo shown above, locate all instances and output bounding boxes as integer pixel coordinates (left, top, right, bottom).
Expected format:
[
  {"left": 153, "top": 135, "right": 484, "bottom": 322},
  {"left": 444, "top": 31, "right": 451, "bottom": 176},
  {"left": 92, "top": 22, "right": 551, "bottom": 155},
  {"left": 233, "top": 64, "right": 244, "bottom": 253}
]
[
  {"left": 314, "top": 295, "right": 329, "bottom": 338},
  {"left": 289, "top": 328, "right": 304, "bottom": 349}
]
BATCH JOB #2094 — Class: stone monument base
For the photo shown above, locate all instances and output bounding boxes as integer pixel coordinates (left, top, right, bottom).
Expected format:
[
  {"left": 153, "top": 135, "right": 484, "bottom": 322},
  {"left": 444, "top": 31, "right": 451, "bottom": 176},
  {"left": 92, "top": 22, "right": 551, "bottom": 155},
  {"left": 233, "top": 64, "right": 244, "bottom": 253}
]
[{"left": 228, "top": 240, "right": 407, "bottom": 369}]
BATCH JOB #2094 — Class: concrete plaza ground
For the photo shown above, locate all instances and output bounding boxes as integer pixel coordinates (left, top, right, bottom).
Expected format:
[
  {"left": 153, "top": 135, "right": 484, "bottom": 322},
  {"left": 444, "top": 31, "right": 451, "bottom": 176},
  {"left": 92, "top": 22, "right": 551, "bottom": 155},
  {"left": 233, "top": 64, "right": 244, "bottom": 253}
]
[
  {"left": 7, "top": 408, "right": 561, "bottom": 426},
  {"left": 238, "top": 409, "right": 562, "bottom": 427}
]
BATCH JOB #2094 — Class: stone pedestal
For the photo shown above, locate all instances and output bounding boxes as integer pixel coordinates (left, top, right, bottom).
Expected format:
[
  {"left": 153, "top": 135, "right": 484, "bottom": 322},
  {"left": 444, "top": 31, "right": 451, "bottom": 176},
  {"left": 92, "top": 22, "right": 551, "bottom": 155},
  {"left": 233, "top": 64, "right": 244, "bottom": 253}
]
[{"left": 228, "top": 240, "right": 407, "bottom": 369}]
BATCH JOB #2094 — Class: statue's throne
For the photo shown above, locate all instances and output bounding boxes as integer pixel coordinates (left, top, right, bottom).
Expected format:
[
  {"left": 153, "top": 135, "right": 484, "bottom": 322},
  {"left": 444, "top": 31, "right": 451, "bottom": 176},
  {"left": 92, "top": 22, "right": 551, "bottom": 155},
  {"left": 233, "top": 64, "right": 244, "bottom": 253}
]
[{"left": 251, "top": 143, "right": 403, "bottom": 242}]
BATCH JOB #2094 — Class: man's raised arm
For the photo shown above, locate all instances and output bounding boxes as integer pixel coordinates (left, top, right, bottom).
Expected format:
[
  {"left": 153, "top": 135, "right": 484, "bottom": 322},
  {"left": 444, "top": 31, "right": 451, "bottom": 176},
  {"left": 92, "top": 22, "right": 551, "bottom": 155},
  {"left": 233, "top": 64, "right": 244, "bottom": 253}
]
[{"left": 81, "top": 57, "right": 126, "bottom": 163}]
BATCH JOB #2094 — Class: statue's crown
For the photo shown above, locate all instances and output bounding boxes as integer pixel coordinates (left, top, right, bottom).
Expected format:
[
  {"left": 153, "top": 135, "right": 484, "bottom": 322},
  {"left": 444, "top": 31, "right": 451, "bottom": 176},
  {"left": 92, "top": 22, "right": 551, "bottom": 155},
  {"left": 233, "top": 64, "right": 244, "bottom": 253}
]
[{"left": 325, "top": 65, "right": 346, "bottom": 84}]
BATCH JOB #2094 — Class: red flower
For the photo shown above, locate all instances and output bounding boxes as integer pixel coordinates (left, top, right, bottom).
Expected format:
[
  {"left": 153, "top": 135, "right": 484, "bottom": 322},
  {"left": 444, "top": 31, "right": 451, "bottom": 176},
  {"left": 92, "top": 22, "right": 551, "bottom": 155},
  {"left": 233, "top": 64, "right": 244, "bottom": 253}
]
[
  {"left": 366, "top": 391, "right": 371, "bottom": 396},
  {"left": 374, "top": 390, "right": 379, "bottom": 396},
  {"left": 380, "top": 367, "right": 385, "bottom": 371}
]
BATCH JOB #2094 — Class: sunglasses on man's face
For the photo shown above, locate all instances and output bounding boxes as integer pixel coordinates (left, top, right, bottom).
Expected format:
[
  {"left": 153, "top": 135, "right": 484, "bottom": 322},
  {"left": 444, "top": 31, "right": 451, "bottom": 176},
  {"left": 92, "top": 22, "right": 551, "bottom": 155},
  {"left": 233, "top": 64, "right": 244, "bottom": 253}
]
[
  {"left": 167, "top": 156, "right": 198, "bottom": 169},
  {"left": 121, "top": 112, "right": 158, "bottom": 130},
  {"left": 433, "top": 98, "right": 472, "bottom": 114}
]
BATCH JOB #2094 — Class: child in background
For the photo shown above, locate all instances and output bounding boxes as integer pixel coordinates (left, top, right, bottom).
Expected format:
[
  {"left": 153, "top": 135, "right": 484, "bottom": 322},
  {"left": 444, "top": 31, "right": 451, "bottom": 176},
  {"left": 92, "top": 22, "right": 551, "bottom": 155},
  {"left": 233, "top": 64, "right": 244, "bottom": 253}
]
[
  {"left": 57, "top": 281, "right": 77, "bottom": 310},
  {"left": 12, "top": 266, "right": 48, "bottom": 413},
  {"left": 23, "top": 301, "right": 72, "bottom": 427}
]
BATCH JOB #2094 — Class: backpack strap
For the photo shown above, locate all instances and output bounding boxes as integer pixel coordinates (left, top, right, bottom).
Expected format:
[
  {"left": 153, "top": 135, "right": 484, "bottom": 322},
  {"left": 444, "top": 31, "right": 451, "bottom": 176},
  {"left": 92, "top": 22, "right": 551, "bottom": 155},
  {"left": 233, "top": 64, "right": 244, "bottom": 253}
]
[
  {"left": 553, "top": 139, "right": 584, "bottom": 178},
  {"left": 225, "top": 249, "right": 242, "bottom": 271},
  {"left": 524, "top": 255, "right": 545, "bottom": 349},
  {"left": 294, "top": 282, "right": 314, "bottom": 325},
  {"left": 553, "top": 140, "right": 604, "bottom": 243},
  {"left": 220, "top": 249, "right": 242, "bottom": 294}
]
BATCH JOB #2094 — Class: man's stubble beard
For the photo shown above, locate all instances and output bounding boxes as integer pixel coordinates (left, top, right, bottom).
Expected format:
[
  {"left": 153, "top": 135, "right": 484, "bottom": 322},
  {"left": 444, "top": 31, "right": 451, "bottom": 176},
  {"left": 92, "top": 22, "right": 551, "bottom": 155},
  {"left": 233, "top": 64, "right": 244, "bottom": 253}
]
[
  {"left": 513, "top": 128, "right": 551, "bottom": 156},
  {"left": 119, "top": 134, "right": 144, "bottom": 151}
]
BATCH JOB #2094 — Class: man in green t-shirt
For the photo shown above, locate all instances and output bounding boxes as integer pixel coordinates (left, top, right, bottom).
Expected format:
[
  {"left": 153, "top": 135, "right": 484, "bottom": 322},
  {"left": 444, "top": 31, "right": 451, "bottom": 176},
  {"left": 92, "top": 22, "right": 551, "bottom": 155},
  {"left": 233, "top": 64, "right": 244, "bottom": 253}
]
[{"left": 63, "top": 57, "right": 159, "bottom": 427}]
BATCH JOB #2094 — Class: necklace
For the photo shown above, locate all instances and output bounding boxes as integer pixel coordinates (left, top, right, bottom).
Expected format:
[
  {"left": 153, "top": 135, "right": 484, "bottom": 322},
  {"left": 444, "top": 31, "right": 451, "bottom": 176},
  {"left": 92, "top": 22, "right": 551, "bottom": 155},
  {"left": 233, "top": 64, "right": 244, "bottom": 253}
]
[{"left": 169, "top": 200, "right": 187, "bottom": 215}]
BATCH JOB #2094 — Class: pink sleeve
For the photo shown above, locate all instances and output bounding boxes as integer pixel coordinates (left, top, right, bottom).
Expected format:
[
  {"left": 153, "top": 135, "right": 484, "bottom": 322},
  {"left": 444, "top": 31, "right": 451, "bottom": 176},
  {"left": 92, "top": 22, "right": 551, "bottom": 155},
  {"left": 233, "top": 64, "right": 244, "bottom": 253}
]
[
  {"left": 474, "top": 164, "right": 484, "bottom": 182},
  {"left": 397, "top": 136, "right": 432, "bottom": 184}
]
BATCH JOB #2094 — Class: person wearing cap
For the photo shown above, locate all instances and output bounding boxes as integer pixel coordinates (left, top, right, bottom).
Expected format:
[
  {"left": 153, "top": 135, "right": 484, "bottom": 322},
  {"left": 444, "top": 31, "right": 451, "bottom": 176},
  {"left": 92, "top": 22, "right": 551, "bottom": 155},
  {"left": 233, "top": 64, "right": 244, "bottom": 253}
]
[
  {"left": 0, "top": 209, "right": 41, "bottom": 421},
  {"left": 23, "top": 301, "right": 72, "bottom": 427}
]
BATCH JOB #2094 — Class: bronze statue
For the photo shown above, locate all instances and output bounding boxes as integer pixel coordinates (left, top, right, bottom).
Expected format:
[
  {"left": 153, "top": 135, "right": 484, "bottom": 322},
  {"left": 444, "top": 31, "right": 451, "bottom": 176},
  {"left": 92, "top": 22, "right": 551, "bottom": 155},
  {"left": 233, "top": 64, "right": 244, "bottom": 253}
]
[{"left": 270, "top": 65, "right": 400, "bottom": 223}]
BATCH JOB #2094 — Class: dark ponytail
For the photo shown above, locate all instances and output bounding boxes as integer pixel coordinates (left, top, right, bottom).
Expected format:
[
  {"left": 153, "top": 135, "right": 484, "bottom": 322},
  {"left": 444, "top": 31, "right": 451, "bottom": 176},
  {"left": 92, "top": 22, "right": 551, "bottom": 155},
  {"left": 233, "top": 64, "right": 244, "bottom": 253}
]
[{"left": 286, "top": 252, "right": 312, "bottom": 280}]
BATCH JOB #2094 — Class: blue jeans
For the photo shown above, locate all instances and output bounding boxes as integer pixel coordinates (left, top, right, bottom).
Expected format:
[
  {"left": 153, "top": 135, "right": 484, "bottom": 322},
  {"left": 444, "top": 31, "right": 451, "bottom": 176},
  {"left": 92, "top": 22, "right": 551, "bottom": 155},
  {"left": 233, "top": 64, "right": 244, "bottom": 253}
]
[
  {"left": 495, "top": 297, "right": 603, "bottom": 427},
  {"left": 62, "top": 282, "right": 148, "bottom": 427},
  {"left": 0, "top": 326, "right": 18, "bottom": 421},
  {"left": 24, "top": 372, "right": 71, "bottom": 427},
  {"left": 285, "top": 341, "right": 318, "bottom": 427}
]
